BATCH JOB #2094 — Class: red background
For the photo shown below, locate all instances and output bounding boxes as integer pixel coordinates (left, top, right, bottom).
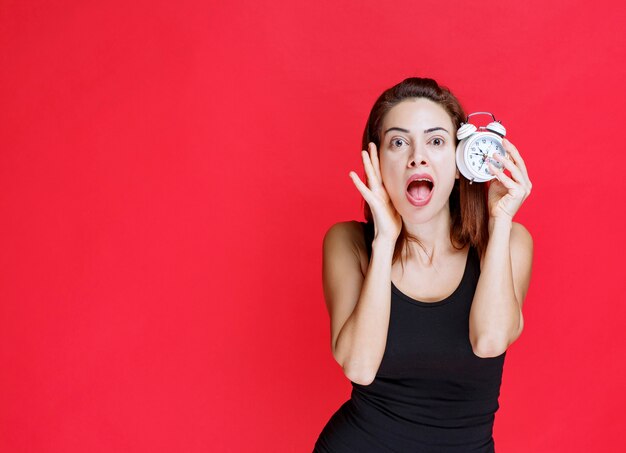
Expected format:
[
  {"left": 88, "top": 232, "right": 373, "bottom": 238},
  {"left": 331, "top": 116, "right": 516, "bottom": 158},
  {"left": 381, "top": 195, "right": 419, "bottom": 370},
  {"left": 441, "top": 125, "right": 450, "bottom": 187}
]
[{"left": 1, "top": 0, "right": 625, "bottom": 451}]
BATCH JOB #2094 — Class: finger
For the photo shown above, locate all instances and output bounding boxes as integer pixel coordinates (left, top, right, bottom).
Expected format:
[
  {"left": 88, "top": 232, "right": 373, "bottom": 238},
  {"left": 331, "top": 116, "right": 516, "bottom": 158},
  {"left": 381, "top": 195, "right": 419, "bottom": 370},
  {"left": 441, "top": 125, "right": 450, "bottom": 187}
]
[
  {"left": 502, "top": 138, "right": 529, "bottom": 177},
  {"left": 361, "top": 149, "right": 380, "bottom": 189},
  {"left": 368, "top": 142, "right": 383, "bottom": 184},
  {"left": 487, "top": 161, "right": 518, "bottom": 191},
  {"left": 493, "top": 153, "right": 525, "bottom": 186},
  {"left": 349, "top": 171, "right": 374, "bottom": 204},
  {"left": 502, "top": 139, "right": 531, "bottom": 191}
]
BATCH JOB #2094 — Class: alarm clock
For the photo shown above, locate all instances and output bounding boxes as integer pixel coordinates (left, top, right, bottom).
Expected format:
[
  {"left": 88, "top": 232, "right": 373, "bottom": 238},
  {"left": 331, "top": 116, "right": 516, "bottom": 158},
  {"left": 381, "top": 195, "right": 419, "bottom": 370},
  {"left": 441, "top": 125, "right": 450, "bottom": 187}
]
[{"left": 456, "top": 112, "right": 507, "bottom": 183}]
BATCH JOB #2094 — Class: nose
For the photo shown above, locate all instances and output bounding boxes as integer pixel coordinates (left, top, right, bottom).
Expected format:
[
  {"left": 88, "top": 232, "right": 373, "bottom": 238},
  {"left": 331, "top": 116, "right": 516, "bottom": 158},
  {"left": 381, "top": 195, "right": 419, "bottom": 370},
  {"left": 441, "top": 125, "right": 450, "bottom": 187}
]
[{"left": 408, "top": 146, "right": 428, "bottom": 168}]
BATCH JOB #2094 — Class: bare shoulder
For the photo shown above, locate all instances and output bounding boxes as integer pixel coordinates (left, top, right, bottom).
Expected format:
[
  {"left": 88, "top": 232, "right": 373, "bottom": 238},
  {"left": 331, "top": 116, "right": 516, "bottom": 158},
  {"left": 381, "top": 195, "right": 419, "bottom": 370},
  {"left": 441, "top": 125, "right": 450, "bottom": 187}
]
[
  {"left": 324, "top": 220, "right": 365, "bottom": 244},
  {"left": 322, "top": 220, "right": 369, "bottom": 361},
  {"left": 323, "top": 220, "right": 368, "bottom": 276},
  {"left": 477, "top": 221, "right": 533, "bottom": 307},
  {"left": 510, "top": 221, "right": 534, "bottom": 308},
  {"left": 478, "top": 221, "right": 533, "bottom": 260},
  {"left": 511, "top": 221, "right": 533, "bottom": 249}
]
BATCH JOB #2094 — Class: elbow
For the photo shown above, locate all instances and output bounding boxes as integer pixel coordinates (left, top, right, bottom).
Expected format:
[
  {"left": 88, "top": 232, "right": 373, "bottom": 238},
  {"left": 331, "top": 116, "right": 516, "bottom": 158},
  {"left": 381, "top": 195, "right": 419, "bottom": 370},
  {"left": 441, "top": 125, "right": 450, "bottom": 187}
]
[
  {"left": 472, "top": 336, "right": 508, "bottom": 358},
  {"left": 332, "top": 340, "right": 378, "bottom": 385},
  {"left": 333, "top": 344, "right": 376, "bottom": 385},
  {"left": 345, "top": 368, "right": 375, "bottom": 386},
  {"left": 471, "top": 321, "right": 523, "bottom": 358},
  {"left": 342, "top": 361, "right": 376, "bottom": 386}
]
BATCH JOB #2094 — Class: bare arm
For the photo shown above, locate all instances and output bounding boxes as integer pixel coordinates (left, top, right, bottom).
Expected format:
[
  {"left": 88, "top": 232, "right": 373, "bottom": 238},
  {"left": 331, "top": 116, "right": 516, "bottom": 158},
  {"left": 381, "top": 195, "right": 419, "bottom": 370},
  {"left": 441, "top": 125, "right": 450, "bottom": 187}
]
[
  {"left": 323, "top": 222, "right": 395, "bottom": 385},
  {"left": 469, "top": 219, "right": 533, "bottom": 358},
  {"left": 324, "top": 142, "right": 402, "bottom": 385},
  {"left": 470, "top": 138, "right": 534, "bottom": 357}
]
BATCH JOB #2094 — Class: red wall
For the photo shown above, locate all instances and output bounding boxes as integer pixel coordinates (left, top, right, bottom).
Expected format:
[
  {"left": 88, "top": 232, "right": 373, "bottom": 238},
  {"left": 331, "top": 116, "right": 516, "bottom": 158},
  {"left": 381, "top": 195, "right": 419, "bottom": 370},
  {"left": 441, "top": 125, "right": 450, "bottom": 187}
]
[{"left": 1, "top": 1, "right": 625, "bottom": 451}]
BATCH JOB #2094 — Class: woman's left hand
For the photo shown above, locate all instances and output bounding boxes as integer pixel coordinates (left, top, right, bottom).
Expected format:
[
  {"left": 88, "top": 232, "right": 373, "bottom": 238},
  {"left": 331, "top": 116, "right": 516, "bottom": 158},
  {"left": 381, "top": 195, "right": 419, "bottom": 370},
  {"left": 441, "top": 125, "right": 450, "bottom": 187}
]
[{"left": 486, "top": 138, "right": 532, "bottom": 221}]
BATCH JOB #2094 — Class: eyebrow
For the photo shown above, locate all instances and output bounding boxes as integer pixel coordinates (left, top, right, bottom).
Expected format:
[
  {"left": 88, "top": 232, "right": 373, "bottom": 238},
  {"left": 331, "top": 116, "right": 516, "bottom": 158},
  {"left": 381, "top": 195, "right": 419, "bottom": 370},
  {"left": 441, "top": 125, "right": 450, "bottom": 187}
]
[
  {"left": 424, "top": 127, "right": 449, "bottom": 135},
  {"left": 383, "top": 127, "right": 450, "bottom": 135}
]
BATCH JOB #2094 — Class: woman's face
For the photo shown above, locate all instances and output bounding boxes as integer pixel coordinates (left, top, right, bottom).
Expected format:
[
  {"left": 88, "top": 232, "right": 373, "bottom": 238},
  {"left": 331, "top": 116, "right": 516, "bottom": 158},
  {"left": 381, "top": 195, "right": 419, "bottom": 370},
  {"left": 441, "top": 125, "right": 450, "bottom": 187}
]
[{"left": 378, "top": 97, "right": 458, "bottom": 223}]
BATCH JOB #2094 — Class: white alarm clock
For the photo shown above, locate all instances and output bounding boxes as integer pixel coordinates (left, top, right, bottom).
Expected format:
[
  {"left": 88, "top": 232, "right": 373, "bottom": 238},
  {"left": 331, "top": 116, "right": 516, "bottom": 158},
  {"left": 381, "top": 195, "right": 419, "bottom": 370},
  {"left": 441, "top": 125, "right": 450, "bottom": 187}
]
[{"left": 456, "top": 112, "right": 507, "bottom": 183}]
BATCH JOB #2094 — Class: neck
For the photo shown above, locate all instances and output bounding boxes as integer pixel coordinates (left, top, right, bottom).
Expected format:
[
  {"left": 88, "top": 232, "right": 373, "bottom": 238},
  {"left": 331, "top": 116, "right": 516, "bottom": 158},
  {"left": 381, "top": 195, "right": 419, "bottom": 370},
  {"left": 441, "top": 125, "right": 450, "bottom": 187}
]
[{"left": 401, "top": 205, "right": 455, "bottom": 266}]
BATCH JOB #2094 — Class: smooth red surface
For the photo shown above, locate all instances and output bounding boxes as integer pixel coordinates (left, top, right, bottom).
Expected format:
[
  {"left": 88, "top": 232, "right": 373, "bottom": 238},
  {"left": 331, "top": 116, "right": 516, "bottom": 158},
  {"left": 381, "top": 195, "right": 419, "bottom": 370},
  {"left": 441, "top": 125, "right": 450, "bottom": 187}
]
[{"left": 1, "top": 1, "right": 625, "bottom": 451}]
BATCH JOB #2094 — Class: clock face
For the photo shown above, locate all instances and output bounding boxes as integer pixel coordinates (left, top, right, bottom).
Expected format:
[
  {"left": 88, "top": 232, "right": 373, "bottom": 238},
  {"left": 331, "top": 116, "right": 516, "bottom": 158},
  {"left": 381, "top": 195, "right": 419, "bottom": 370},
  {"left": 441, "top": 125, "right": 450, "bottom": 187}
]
[{"left": 465, "top": 133, "right": 505, "bottom": 179}]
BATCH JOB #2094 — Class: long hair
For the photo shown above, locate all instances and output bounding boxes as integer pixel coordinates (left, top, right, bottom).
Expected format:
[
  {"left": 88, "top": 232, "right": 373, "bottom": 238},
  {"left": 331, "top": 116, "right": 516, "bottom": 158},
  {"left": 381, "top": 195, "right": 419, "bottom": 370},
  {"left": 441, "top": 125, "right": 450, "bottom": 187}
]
[{"left": 361, "top": 77, "right": 489, "bottom": 266}]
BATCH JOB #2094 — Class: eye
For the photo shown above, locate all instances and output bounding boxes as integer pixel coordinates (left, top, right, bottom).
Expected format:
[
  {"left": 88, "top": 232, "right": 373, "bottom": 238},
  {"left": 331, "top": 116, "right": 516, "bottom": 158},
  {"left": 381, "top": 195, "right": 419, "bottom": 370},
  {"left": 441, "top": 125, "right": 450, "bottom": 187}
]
[
  {"left": 429, "top": 137, "right": 445, "bottom": 147},
  {"left": 391, "top": 138, "right": 408, "bottom": 148}
]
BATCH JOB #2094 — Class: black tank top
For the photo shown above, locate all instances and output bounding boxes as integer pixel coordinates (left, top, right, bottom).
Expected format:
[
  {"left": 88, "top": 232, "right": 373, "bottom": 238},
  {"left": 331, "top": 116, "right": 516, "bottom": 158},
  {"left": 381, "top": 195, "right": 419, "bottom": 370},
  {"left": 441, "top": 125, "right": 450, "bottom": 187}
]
[{"left": 314, "top": 221, "right": 506, "bottom": 452}]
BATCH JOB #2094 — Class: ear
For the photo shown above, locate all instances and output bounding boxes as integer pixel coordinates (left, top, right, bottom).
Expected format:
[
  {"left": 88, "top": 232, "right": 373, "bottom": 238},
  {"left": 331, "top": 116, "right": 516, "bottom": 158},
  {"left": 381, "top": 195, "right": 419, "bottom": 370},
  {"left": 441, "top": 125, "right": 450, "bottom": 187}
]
[{"left": 455, "top": 168, "right": 460, "bottom": 179}]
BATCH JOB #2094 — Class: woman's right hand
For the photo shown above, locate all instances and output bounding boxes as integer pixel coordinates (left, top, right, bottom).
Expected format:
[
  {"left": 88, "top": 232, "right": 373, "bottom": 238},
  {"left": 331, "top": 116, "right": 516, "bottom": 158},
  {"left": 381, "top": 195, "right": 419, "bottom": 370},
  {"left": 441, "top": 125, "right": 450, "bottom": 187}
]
[{"left": 349, "top": 142, "right": 402, "bottom": 243}]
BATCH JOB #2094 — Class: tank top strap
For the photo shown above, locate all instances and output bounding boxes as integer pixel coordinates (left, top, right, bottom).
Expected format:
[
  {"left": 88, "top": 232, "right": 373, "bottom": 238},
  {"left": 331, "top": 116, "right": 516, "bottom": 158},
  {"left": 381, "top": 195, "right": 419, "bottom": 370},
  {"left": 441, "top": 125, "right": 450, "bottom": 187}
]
[
  {"left": 466, "top": 241, "right": 481, "bottom": 281},
  {"left": 360, "top": 221, "right": 374, "bottom": 261}
]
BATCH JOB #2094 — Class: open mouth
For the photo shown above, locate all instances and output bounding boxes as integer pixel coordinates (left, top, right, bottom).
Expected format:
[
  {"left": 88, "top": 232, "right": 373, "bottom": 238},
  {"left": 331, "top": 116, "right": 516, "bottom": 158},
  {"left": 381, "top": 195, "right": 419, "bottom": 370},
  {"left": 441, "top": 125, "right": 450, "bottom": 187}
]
[{"left": 407, "top": 179, "right": 434, "bottom": 201}]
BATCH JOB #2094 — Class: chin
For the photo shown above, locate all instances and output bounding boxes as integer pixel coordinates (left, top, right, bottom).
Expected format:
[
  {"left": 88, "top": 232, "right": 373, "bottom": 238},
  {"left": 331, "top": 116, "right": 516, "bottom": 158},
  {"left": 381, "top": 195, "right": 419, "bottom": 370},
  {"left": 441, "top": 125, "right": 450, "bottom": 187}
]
[
  {"left": 401, "top": 212, "right": 435, "bottom": 226},
  {"left": 399, "top": 197, "right": 450, "bottom": 225}
]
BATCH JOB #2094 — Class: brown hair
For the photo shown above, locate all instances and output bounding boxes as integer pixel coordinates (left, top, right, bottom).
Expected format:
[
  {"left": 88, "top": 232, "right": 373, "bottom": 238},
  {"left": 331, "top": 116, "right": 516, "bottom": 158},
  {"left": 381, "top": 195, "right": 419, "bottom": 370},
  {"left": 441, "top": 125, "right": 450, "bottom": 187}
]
[{"left": 361, "top": 77, "right": 489, "bottom": 266}]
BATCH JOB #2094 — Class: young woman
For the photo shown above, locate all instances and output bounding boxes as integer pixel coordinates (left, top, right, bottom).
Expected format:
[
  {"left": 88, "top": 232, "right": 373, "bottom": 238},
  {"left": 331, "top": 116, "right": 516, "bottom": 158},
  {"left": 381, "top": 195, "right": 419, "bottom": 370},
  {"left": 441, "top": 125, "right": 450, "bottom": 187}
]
[{"left": 314, "top": 77, "right": 533, "bottom": 452}]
